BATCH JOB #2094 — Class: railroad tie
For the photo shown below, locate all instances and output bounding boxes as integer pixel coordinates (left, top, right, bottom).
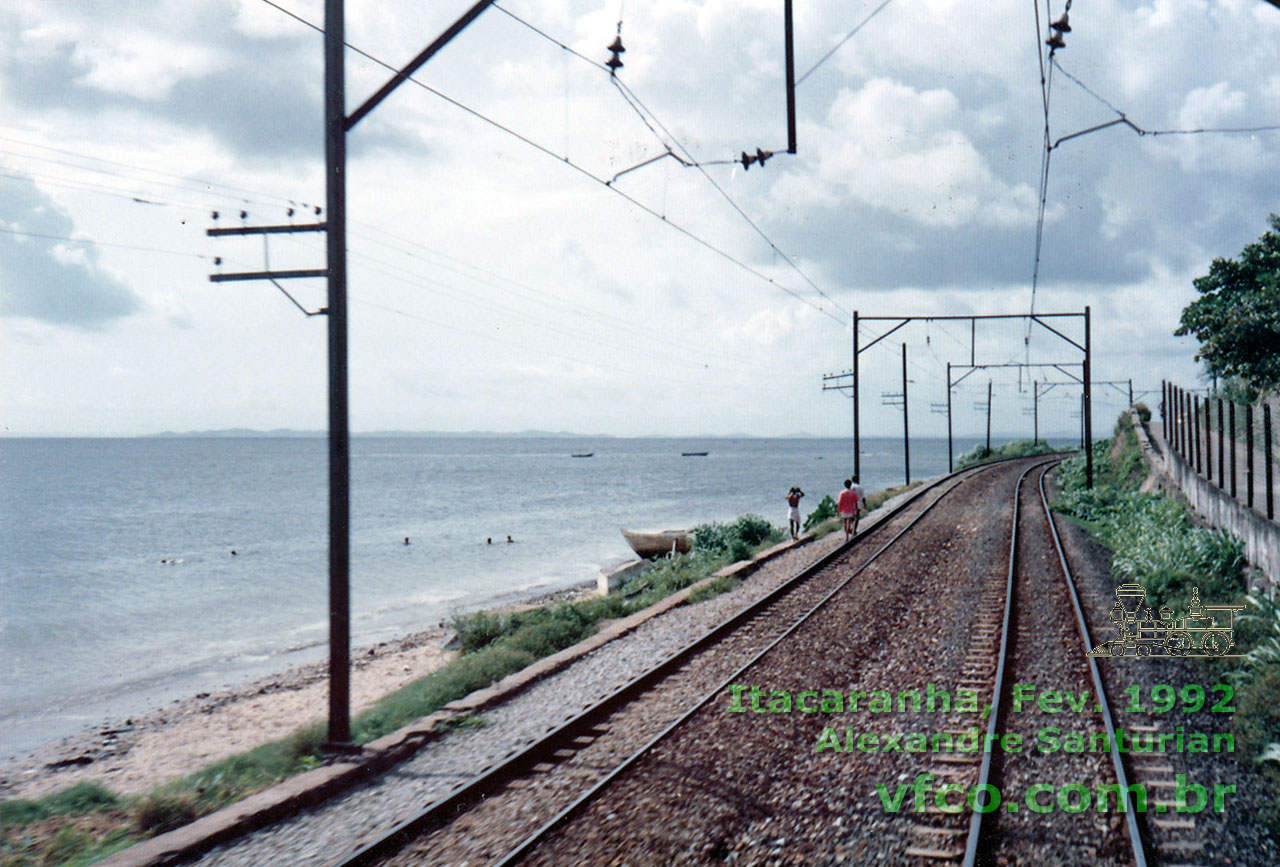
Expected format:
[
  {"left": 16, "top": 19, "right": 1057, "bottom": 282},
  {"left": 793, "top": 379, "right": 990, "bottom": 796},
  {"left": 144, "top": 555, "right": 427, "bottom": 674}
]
[
  {"left": 910, "top": 825, "right": 965, "bottom": 838},
  {"left": 1151, "top": 818, "right": 1196, "bottom": 831},
  {"left": 903, "top": 844, "right": 964, "bottom": 859}
]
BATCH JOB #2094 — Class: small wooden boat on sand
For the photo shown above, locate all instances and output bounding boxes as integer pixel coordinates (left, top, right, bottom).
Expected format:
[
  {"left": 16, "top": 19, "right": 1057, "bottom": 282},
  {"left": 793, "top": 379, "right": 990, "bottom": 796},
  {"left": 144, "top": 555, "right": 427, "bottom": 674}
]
[{"left": 621, "top": 528, "right": 691, "bottom": 559}]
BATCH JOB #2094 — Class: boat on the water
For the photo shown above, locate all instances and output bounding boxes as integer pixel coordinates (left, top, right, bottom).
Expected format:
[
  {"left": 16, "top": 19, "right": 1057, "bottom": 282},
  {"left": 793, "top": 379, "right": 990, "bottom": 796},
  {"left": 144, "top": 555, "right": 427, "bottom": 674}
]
[
  {"left": 681, "top": 451, "right": 709, "bottom": 457},
  {"left": 621, "top": 528, "right": 692, "bottom": 559},
  {"left": 571, "top": 452, "right": 594, "bottom": 458}
]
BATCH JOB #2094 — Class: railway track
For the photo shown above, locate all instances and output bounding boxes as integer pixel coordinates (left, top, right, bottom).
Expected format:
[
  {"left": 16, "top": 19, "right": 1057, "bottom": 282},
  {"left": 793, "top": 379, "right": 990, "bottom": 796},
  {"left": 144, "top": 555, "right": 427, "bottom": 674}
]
[
  {"left": 903, "top": 460, "right": 1148, "bottom": 866},
  {"left": 491, "top": 458, "right": 1153, "bottom": 866},
  {"left": 322, "top": 460, "right": 1017, "bottom": 867},
  {"left": 324, "top": 457, "right": 1060, "bottom": 867}
]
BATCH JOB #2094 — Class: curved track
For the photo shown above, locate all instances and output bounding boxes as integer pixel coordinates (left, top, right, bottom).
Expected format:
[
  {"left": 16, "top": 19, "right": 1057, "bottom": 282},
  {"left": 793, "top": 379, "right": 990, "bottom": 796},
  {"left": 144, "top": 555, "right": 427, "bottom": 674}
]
[{"left": 335, "top": 460, "right": 1017, "bottom": 867}]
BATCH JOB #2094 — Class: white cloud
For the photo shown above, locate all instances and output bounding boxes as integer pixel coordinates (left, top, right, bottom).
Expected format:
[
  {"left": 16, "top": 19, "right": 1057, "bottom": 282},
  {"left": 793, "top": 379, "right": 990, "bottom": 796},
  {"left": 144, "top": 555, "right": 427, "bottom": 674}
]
[{"left": 782, "top": 79, "right": 1037, "bottom": 229}]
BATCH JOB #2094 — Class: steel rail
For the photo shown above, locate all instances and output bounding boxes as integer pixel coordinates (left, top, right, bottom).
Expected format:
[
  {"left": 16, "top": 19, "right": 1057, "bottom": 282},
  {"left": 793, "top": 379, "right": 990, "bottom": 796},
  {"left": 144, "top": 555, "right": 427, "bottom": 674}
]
[
  {"left": 961, "top": 458, "right": 1061, "bottom": 867},
  {"left": 335, "top": 458, "right": 1028, "bottom": 867},
  {"left": 1037, "top": 464, "right": 1149, "bottom": 867},
  {"left": 489, "top": 462, "right": 1000, "bottom": 867}
]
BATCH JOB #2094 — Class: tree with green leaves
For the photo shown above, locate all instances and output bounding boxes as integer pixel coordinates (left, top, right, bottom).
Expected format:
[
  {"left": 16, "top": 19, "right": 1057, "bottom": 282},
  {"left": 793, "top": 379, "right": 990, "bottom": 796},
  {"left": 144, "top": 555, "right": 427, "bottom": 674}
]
[{"left": 1175, "top": 214, "right": 1280, "bottom": 397}]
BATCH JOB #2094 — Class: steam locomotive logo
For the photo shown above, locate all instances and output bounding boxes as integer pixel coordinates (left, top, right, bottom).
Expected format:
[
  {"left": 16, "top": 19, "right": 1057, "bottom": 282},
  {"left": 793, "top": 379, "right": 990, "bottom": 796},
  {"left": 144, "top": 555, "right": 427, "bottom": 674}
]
[{"left": 1088, "top": 583, "right": 1243, "bottom": 658}]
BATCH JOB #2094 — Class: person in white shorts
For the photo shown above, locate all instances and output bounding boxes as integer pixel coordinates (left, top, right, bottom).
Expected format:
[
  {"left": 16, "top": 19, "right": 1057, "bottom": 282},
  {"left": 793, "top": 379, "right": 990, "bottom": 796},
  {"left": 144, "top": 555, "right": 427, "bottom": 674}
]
[{"left": 785, "top": 487, "right": 805, "bottom": 539}]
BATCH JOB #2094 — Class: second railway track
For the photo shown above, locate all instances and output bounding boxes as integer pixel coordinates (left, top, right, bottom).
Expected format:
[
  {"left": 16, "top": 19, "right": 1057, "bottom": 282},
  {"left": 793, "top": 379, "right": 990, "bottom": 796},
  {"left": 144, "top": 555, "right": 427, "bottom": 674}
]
[
  {"left": 336, "top": 457, "right": 1062, "bottom": 866},
  {"left": 196, "top": 455, "right": 1167, "bottom": 867},
  {"left": 344, "top": 461, "right": 1003, "bottom": 866}
]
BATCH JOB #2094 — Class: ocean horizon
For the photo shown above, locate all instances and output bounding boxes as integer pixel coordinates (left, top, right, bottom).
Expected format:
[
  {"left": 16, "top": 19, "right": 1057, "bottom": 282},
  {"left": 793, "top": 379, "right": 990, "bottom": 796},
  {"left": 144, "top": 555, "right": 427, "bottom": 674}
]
[{"left": 0, "top": 433, "right": 1049, "bottom": 758}]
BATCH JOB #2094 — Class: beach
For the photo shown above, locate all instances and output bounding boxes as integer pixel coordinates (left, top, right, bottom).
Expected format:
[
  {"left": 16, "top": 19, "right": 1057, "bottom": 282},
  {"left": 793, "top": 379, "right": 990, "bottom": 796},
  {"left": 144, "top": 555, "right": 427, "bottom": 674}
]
[{"left": 0, "top": 583, "right": 595, "bottom": 802}]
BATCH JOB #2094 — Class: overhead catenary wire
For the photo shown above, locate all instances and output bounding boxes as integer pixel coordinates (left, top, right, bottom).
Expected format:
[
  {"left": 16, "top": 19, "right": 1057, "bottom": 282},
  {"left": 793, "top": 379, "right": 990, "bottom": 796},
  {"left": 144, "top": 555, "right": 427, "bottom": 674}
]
[
  {"left": 1051, "top": 57, "right": 1280, "bottom": 144},
  {"left": 794, "top": 0, "right": 898, "bottom": 86},
  {"left": 486, "top": 3, "right": 848, "bottom": 319},
  {"left": 255, "top": 0, "right": 848, "bottom": 326},
  {"left": 1025, "top": 0, "right": 1056, "bottom": 354}
]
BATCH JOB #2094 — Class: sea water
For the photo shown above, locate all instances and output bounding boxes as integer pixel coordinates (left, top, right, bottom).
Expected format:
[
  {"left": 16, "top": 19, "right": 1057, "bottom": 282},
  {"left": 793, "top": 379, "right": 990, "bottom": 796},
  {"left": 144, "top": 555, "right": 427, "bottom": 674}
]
[{"left": 0, "top": 434, "right": 988, "bottom": 758}]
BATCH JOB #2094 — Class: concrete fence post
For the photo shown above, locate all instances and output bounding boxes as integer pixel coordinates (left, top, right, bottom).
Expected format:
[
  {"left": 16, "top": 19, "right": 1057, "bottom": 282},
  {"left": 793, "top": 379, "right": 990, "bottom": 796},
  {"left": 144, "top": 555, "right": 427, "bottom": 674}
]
[{"left": 1229, "top": 401, "right": 1237, "bottom": 499}]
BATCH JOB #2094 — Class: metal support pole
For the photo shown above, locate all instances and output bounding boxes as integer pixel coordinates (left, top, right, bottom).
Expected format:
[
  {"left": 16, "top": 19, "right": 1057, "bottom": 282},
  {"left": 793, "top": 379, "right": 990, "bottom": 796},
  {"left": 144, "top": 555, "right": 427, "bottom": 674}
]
[
  {"left": 1080, "top": 394, "right": 1085, "bottom": 450},
  {"left": 986, "top": 380, "right": 992, "bottom": 453},
  {"left": 1083, "top": 306, "right": 1093, "bottom": 488},
  {"left": 1128, "top": 378, "right": 1133, "bottom": 408},
  {"left": 784, "top": 0, "right": 796, "bottom": 154},
  {"left": 852, "top": 311, "right": 860, "bottom": 483},
  {"left": 323, "top": 0, "right": 352, "bottom": 750},
  {"left": 1247, "top": 404, "right": 1255, "bottom": 508},
  {"left": 901, "top": 342, "right": 910, "bottom": 485},
  {"left": 1218, "top": 397, "right": 1225, "bottom": 489},
  {"left": 1033, "top": 381, "right": 1039, "bottom": 444},
  {"left": 947, "top": 362, "right": 953, "bottom": 474},
  {"left": 1265, "top": 404, "right": 1274, "bottom": 520},
  {"left": 1229, "top": 402, "right": 1237, "bottom": 498}
]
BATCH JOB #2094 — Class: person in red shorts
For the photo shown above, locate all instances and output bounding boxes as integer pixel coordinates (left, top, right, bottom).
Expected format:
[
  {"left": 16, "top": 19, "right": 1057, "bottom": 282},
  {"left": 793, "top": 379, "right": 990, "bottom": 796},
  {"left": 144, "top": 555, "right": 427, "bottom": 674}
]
[{"left": 836, "top": 477, "right": 864, "bottom": 540}]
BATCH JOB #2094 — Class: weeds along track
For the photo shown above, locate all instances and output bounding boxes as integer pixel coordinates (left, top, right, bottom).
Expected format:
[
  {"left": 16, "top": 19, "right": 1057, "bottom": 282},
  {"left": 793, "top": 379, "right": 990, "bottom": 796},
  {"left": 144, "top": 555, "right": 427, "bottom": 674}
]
[{"left": 331, "top": 458, "right": 1037, "bottom": 867}]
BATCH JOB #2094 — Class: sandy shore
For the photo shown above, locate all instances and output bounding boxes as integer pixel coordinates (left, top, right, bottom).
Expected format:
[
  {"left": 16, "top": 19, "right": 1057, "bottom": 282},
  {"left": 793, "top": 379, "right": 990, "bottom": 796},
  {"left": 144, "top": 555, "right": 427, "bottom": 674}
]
[{"left": 0, "top": 583, "right": 597, "bottom": 802}]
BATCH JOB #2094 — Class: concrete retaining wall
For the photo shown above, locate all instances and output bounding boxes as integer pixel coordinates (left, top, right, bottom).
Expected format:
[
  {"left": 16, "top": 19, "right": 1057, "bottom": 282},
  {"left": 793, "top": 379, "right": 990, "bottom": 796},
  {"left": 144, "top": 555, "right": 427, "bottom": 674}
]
[{"left": 1133, "top": 411, "right": 1278, "bottom": 583}]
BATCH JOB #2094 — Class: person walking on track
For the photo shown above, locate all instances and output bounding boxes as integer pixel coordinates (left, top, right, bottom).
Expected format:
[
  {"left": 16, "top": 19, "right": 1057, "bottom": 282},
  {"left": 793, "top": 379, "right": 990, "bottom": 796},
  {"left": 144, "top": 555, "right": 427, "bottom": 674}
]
[{"left": 837, "top": 477, "right": 863, "bottom": 540}]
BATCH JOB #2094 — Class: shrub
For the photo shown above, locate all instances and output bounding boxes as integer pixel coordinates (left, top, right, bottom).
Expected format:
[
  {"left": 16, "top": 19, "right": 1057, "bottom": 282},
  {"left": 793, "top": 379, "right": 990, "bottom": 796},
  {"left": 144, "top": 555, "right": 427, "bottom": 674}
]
[
  {"left": 803, "top": 495, "right": 837, "bottom": 530},
  {"left": 1236, "top": 666, "right": 1280, "bottom": 763},
  {"left": 732, "top": 514, "right": 774, "bottom": 547},
  {"left": 452, "top": 610, "right": 508, "bottom": 653},
  {"left": 1134, "top": 402, "right": 1151, "bottom": 424},
  {"left": 692, "top": 514, "right": 780, "bottom": 558}
]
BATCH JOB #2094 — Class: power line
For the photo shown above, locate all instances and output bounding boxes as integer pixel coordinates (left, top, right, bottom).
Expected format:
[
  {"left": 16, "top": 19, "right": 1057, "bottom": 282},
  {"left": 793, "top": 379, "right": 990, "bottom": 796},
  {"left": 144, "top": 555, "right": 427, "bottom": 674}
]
[
  {"left": 1052, "top": 57, "right": 1280, "bottom": 143},
  {"left": 346, "top": 224, "right": 772, "bottom": 370},
  {"left": 1025, "top": 0, "right": 1059, "bottom": 353},
  {"left": 285, "top": 222, "right": 799, "bottom": 376},
  {"left": 255, "top": 0, "right": 848, "bottom": 326},
  {"left": 611, "top": 76, "right": 850, "bottom": 318},
  {"left": 795, "top": 0, "right": 898, "bottom": 86},
  {"left": 485, "top": 3, "right": 848, "bottom": 319},
  {"left": 0, "top": 225, "right": 210, "bottom": 259},
  {"left": 0, "top": 133, "right": 321, "bottom": 212}
]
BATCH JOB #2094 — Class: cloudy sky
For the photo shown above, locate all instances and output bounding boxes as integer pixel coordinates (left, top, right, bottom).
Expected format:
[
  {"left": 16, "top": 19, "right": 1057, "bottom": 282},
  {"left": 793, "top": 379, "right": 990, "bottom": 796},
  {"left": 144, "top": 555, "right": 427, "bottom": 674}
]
[{"left": 2, "top": 0, "right": 1277, "bottom": 438}]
